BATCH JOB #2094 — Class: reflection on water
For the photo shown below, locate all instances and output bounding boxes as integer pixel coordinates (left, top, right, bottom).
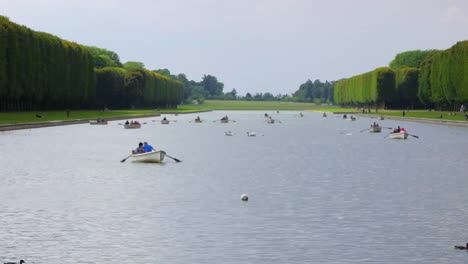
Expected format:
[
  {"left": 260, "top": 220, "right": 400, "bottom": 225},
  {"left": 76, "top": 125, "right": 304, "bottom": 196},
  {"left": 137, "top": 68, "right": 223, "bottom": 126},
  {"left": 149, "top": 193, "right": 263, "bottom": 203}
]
[{"left": 1, "top": 111, "right": 468, "bottom": 263}]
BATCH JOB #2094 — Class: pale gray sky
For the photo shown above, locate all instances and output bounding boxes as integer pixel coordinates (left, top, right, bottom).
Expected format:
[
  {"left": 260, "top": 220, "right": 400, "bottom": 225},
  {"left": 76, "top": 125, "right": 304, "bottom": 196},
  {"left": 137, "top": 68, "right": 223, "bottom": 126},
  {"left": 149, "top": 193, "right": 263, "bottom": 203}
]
[{"left": 1, "top": 0, "right": 467, "bottom": 95}]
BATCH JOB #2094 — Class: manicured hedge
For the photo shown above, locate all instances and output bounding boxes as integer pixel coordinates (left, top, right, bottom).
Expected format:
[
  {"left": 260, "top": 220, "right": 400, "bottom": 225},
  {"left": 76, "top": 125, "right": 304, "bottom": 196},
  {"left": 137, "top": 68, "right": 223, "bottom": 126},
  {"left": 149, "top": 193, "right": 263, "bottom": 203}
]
[
  {"left": 0, "top": 16, "right": 95, "bottom": 111},
  {"left": 419, "top": 41, "right": 468, "bottom": 106},
  {"left": 334, "top": 67, "right": 395, "bottom": 107}
]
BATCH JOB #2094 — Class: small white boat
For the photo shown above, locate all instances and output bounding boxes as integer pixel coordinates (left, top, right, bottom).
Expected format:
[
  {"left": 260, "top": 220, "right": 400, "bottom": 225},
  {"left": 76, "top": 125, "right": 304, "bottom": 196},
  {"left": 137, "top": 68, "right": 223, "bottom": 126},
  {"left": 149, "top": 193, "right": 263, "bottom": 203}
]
[
  {"left": 124, "top": 123, "right": 141, "bottom": 129},
  {"left": 194, "top": 119, "right": 202, "bottom": 123},
  {"left": 130, "top": 151, "right": 165, "bottom": 163},
  {"left": 389, "top": 132, "right": 408, "bottom": 139},
  {"left": 299, "top": 113, "right": 304, "bottom": 117},
  {"left": 161, "top": 119, "right": 170, "bottom": 124},
  {"left": 220, "top": 119, "right": 229, "bottom": 123},
  {"left": 348, "top": 116, "right": 356, "bottom": 121},
  {"left": 369, "top": 126, "right": 382, "bottom": 132},
  {"left": 322, "top": 113, "right": 327, "bottom": 117},
  {"left": 266, "top": 118, "right": 275, "bottom": 124},
  {"left": 247, "top": 132, "right": 257, "bottom": 137},
  {"left": 225, "top": 131, "right": 233, "bottom": 136},
  {"left": 90, "top": 119, "right": 108, "bottom": 125}
]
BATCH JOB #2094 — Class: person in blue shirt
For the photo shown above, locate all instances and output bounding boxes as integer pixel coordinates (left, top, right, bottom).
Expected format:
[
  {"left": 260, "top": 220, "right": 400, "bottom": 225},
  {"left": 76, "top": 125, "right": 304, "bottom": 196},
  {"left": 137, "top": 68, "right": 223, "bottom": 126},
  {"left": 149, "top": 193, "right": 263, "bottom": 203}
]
[{"left": 143, "top": 142, "right": 154, "bottom": 152}]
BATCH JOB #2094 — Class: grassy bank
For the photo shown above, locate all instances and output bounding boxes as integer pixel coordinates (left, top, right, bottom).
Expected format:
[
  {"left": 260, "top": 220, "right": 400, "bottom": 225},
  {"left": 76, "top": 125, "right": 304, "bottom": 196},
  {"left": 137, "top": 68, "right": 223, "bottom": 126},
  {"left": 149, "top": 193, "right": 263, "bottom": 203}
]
[
  {"left": 363, "top": 109, "right": 468, "bottom": 122},
  {"left": 178, "top": 100, "right": 354, "bottom": 112}
]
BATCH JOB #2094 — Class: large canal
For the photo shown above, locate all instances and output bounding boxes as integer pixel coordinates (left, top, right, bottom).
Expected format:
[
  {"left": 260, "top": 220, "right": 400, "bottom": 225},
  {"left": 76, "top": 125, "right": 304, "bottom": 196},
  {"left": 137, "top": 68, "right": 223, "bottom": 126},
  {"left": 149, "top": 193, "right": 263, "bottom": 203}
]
[{"left": 1, "top": 111, "right": 467, "bottom": 263}]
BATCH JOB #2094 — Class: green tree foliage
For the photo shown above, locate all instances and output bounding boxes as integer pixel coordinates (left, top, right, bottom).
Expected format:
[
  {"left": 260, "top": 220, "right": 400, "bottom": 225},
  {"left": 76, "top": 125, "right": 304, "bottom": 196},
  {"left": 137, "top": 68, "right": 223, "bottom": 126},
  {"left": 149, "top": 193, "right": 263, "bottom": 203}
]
[
  {"left": 95, "top": 67, "right": 183, "bottom": 109},
  {"left": 87, "top": 46, "right": 122, "bottom": 68},
  {"left": 293, "top": 79, "right": 334, "bottom": 103},
  {"left": 123, "top": 61, "right": 145, "bottom": 71},
  {"left": 0, "top": 16, "right": 95, "bottom": 111},
  {"left": 334, "top": 67, "right": 395, "bottom": 108},
  {"left": 201, "top": 74, "right": 224, "bottom": 97},
  {"left": 394, "top": 67, "right": 420, "bottom": 108},
  {"left": 419, "top": 41, "right": 468, "bottom": 108},
  {"left": 389, "top": 50, "right": 434, "bottom": 70}
]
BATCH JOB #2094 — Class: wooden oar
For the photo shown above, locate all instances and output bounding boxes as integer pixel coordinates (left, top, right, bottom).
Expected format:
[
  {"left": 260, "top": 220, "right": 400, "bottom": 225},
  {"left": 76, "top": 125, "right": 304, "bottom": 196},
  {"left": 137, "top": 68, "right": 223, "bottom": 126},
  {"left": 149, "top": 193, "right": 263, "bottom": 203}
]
[
  {"left": 384, "top": 132, "right": 392, "bottom": 139},
  {"left": 360, "top": 128, "right": 370, "bottom": 132},
  {"left": 157, "top": 149, "right": 182, "bottom": 162},
  {"left": 120, "top": 154, "right": 133, "bottom": 163},
  {"left": 408, "top": 133, "right": 419, "bottom": 138},
  {"left": 165, "top": 153, "right": 182, "bottom": 162}
]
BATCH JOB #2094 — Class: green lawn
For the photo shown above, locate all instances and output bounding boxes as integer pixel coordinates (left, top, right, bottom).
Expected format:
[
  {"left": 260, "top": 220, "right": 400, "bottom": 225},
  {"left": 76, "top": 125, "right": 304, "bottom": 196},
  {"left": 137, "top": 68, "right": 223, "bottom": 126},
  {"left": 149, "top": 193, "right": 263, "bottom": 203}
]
[
  {"left": 364, "top": 109, "right": 468, "bottom": 122},
  {"left": 178, "top": 100, "right": 356, "bottom": 112}
]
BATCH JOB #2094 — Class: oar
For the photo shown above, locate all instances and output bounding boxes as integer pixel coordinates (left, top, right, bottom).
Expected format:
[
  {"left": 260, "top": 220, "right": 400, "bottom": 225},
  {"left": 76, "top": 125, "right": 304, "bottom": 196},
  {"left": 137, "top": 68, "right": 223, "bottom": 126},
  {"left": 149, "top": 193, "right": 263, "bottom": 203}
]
[
  {"left": 156, "top": 149, "right": 182, "bottom": 162},
  {"left": 384, "top": 132, "right": 392, "bottom": 139},
  {"left": 120, "top": 154, "right": 133, "bottom": 163},
  {"left": 408, "top": 133, "right": 419, "bottom": 139},
  {"left": 360, "top": 128, "right": 370, "bottom": 132},
  {"left": 165, "top": 153, "right": 182, "bottom": 162}
]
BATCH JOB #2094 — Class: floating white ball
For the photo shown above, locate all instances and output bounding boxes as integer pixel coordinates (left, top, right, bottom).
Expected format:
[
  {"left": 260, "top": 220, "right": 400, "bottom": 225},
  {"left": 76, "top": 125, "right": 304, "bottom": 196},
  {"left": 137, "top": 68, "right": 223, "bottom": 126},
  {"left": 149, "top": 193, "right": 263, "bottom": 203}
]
[{"left": 240, "top": 194, "right": 248, "bottom": 201}]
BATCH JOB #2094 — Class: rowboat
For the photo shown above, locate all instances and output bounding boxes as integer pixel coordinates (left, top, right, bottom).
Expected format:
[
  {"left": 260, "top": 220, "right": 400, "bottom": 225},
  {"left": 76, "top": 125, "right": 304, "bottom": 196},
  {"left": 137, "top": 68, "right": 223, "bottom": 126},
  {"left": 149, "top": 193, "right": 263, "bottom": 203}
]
[
  {"left": 266, "top": 118, "right": 275, "bottom": 124},
  {"left": 369, "top": 126, "right": 382, "bottom": 132},
  {"left": 220, "top": 119, "right": 229, "bottom": 123},
  {"left": 225, "top": 131, "right": 233, "bottom": 136},
  {"left": 90, "top": 120, "right": 108, "bottom": 125},
  {"left": 124, "top": 123, "right": 141, "bottom": 129},
  {"left": 161, "top": 119, "right": 170, "bottom": 124},
  {"left": 348, "top": 116, "right": 356, "bottom": 121},
  {"left": 322, "top": 113, "right": 327, "bottom": 117},
  {"left": 130, "top": 150, "right": 165, "bottom": 163},
  {"left": 194, "top": 119, "right": 202, "bottom": 123},
  {"left": 389, "top": 132, "right": 408, "bottom": 139}
]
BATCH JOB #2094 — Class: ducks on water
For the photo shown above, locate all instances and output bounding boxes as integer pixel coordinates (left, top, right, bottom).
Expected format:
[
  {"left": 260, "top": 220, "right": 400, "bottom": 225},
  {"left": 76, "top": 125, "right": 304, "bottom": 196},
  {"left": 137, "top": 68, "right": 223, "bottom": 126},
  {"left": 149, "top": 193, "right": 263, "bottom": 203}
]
[{"left": 454, "top": 243, "right": 468, "bottom": 250}]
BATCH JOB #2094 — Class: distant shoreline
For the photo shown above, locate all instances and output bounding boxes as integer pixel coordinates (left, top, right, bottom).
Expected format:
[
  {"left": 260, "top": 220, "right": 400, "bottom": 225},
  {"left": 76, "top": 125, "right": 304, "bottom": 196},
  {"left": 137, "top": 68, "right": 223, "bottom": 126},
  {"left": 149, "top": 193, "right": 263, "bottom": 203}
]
[
  {"left": 356, "top": 114, "right": 468, "bottom": 127},
  {"left": 0, "top": 110, "right": 210, "bottom": 132}
]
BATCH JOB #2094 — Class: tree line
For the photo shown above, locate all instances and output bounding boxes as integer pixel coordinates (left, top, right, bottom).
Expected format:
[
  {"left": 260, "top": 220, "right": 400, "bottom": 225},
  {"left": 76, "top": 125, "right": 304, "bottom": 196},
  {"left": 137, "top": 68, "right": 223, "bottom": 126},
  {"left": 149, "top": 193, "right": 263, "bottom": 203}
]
[
  {"left": 333, "top": 41, "right": 468, "bottom": 110},
  {"left": 0, "top": 16, "right": 183, "bottom": 111}
]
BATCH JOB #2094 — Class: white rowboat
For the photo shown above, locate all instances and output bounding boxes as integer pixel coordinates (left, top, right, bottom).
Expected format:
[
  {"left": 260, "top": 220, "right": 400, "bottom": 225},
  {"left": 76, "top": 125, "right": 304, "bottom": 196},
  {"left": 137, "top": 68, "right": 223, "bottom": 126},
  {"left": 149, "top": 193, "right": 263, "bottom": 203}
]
[
  {"left": 369, "top": 126, "right": 382, "bottom": 132},
  {"left": 124, "top": 123, "right": 141, "bottom": 129},
  {"left": 389, "top": 132, "right": 408, "bottom": 139},
  {"left": 130, "top": 151, "right": 165, "bottom": 163},
  {"left": 161, "top": 119, "right": 170, "bottom": 124}
]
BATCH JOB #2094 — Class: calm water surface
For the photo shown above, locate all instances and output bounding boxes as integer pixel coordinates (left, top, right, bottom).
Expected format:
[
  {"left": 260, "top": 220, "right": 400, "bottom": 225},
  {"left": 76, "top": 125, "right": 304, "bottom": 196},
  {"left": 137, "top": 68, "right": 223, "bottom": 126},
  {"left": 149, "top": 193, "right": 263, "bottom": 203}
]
[{"left": 1, "top": 111, "right": 468, "bottom": 263}]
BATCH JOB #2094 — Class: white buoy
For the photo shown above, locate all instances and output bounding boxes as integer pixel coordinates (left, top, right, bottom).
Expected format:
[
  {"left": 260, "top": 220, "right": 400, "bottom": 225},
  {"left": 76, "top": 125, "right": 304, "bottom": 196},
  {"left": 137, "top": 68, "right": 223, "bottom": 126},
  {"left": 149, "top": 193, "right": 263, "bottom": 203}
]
[{"left": 240, "top": 194, "right": 248, "bottom": 201}]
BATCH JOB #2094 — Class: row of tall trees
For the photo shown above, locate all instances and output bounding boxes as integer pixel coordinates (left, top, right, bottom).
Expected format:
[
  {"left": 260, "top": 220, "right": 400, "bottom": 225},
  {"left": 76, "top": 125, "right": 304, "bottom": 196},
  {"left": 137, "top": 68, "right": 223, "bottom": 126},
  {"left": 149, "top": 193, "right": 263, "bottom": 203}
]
[
  {"left": 0, "top": 16, "right": 95, "bottom": 111},
  {"left": 95, "top": 67, "right": 182, "bottom": 109},
  {"left": 0, "top": 16, "right": 183, "bottom": 111},
  {"left": 334, "top": 41, "right": 468, "bottom": 110},
  {"left": 334, "top": 67, "right": 395, "bottom": 109},
  {"left": 418, "top": 41, "right": 468, "bottom": 109}
]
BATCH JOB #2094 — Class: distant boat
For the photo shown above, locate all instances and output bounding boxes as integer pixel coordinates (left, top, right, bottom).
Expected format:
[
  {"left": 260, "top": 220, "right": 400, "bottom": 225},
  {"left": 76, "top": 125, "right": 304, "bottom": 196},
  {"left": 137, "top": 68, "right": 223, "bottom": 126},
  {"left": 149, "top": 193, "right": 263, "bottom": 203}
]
[
  {"left": 389, "top": 131, "right": 408, "bottom": 139},
  {"left": 266, "top": 118, "right": 275, "bottom": 124},
  {"left": 161, "top": 119, "right": 170, "bottom": 124},
  {"left": 322, "top": 113, "right": 327, "bottom": 117},
  {"left": 225, "top": 131, "right": 233, "bottom": 136},
  {"left": 369, "top": 125, "right": 382, "bottom": 132},
  {"left": 90, "top": 119, "right": 108, "bottom": 125},
  {"left": 124, "top": 123, "right": 141, "bottom": 129}
]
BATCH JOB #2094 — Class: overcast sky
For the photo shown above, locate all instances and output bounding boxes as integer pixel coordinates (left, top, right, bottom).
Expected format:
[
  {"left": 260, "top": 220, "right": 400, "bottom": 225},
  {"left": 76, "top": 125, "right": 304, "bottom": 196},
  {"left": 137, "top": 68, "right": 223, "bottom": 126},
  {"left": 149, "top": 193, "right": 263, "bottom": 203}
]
[{"left": 1, "top": 0, "right": 467, "bottom": 95}]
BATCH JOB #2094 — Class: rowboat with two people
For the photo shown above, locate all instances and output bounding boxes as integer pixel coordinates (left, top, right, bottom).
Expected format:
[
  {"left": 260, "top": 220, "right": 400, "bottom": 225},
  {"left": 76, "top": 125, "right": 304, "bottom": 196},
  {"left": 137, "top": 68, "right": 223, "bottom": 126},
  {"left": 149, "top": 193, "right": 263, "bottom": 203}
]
[
  {"left": 124, "top": 120, "right": 141, "bottom": 129},
  {"left": 369, "top": 122, "right": 382, "bottom": 132},
  {"left": 194, "top": 116, "right": 202, "bottom": 123},
  {"left": 120, "top": 141, "right": 182, "bottom": 163},
  {"left": 389, "top": 126, "right": 408, "bottom": 139},
  {"left": 266, "top": 116, "right": 275, "bottom": 124}
]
